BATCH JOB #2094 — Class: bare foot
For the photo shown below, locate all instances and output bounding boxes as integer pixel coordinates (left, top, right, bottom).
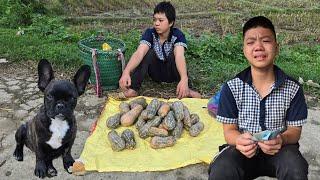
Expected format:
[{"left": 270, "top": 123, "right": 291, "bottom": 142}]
[
  {"left": 123, "top": 89, "right": 138, "bottom": 98},
  {"left": 188, "top": 89, "right": 201, "bottom": 98}
]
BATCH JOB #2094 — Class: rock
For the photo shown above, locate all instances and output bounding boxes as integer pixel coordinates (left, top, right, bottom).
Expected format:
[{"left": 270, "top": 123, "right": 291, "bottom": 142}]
[
  {"left": 0, "top": 90, "right": 13, "bottom": 104},
  {"left": 0, "top": 118, "right": 16, "bottom": 135},
  {"left": 27, "top": 83, "right": 37, "bottom": 88},
  {"left": 0, "top": 58, "right": 8, "bottom": 63},
  {"left": 19, "top": 104, "right": 32, "bottom": 111},
  {"left": 14, "top": 110, "right": 29, "bottom": 119},
  {"left": 26, "top": 98, "right": 43, "bottom": 107},
  {"left": 5, "top": 171, "right": 11, "bottom": 176},
  {"left": 6, "top": 80, "right": 19, "bottom": 86},
  {"left": 8, "top": 85, "right": 20, "bottom": 91},
  {"left": 78, "top": 118, "right": 96, "bottom": 132},
  {"left": 306, "top": 80, "right": 320, "bottom": 88},
  {"left": 298, "top": 77, "right": 304, "bottom": 84},
  {"left": 26, "top": 77, "right": 34, "bottom": 82},
  {"left": 81, "top": 95, "right": 106, "bottom": 107},
  {"left": 23, "top": 88, "right": 34, "bottom": 93}
]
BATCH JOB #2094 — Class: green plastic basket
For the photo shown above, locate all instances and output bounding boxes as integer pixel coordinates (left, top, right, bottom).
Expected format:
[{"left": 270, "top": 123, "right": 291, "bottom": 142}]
[{"left": 78, "top": 35, "right": 126, "bottom": 90}]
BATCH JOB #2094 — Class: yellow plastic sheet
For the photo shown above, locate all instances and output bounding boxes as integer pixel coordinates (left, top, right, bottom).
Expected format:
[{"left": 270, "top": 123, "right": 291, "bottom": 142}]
[{"left": 80, "top": 97, "right": 225, "bottom": 172}]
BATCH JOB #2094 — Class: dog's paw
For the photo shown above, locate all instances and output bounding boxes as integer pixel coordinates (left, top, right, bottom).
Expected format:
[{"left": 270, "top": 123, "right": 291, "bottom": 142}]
[
  {"left": 34, "top": 161, "right": 47, "bottom": 178},
  {"left": 63, "top": 159, "right": 75, "bottom": 174},
  {"left": 13, "top": 148, "right": 23, "bottom": 161},
  {"left": 46, "top": 166, "right": 57, "bottom": 177}
]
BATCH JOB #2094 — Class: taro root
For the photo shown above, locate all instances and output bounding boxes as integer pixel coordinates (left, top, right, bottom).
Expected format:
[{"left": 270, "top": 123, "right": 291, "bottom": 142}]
[
  {"left": 135, "top": 115, "right": 146, "bottom": 131},
  {"left": 172, "top": 120, "right": 183, "bottom": 139},
  {"left": 189, "top": 121, "right": 204, "bottom": 137},
  {"left": 148, "top": 116, "right": 162, "bottom": 127},
  {"left": 171, "top": 101, "right": 184, "bottom": 121},
  {"left": 120, "top": 104, "right": 144, "bottom": 126},
  {"left": 148, "top": 127, "right": 169, "bottom": 137},
  {"left": 163, "top": 111, "right": 176, "bottom": 130},
  {"left": 106, "top": 113, "right": 121, "bottom": 129},
  {"left": 190, "top": 114, "right": 200, "bottom": 126},
  {"left": 138, "top": 116, "right": 162, "bottom": 139},
  {"left": 182, "top": 105, "right": 192, "bottom": 127},
  {"left": 150, "top": 136, "right": 176, "bottom": 149},
  {"left": 157, "top": 102, "right": 170, "bottom": 117},
  {"left": 145, "top": 99, "right": 161, "bottom": 119},
  {"left": 140, "top": 109, "right": 149, "bottom": 120},
  {"left": 119, "top": 102, "right": 130, "bottom": 115},
  {"left": 108, "top": 130, "right": 125, "bottom": 151},
  {"left": 129, "top": 97, "right": 147, "bottom": 109},
  {"left": 72, "top": 161, "right": 86, "bottom": 176},
  {"left": 121, "top": 129, "right": 136, "bottom": 149}
]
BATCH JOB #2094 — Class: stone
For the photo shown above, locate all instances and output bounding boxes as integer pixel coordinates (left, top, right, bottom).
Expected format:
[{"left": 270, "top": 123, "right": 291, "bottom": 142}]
[
  {"left": 0, "top": 58, "right": 8, "bottom": 63},
  {"left": 20, "top": 104, "right": 32, "bottom": 111},
  {"left": 27, "top": 83, "right": 37, "bottom": 88},
  {"left": 0, "top": 90, "right": 13, "bottom": 104},
  {"left": 26, "top": 98, "right": 43, "bottom": 107},
  {"left": 78, "top": 118, "right": 96, "bottom": 132},
  {"left": 6, "top": 80, "right": 19, "bottom": 86},
  {"left": 8, "top": 85, "right": 20, "bottom": 91},
  {"left": 82, "top": 95, "right": 106, "bottom": 107},
  {"left": 0, "top": 118, "right": 16, "bottom": 135},
  {"left": 14, "top": 110, "right": 29, "bottom": 119}
]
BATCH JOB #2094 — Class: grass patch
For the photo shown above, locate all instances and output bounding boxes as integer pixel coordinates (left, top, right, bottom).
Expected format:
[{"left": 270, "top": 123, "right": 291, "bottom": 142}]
[
  {"left": 0, "top": 0, "right": 319, "bottom": 99},
  {"left": 3, "top": 27, "right": 318, "bottom": 98}
]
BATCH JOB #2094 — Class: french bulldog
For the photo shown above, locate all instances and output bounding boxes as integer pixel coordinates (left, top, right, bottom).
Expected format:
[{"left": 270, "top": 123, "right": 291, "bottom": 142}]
[{"left": 13, "top": 59, "right": 91, "bottom": 178}]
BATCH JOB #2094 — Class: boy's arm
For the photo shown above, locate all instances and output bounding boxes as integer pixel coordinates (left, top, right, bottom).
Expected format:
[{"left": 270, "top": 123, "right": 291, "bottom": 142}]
[
  {"left": 223, "top": 124, "right": 241, "bottom": 145},
  {"left": 119, "top": 44, "right": 149, "bottom": 90},
  {"left": 224, "top": 123, "right": 258, "bottom": 158},
  {"left": 281, "top": 126, "right": 302, "bottom": 145},
  {"left": 173, "top": 45, "right": 189, "bottom": 99}
]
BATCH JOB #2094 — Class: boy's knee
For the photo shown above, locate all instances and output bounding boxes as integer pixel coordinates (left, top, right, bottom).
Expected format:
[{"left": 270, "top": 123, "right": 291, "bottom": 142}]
[
  {"left": 208, "top": 160, "right": 244, "bottom": 180},
  {"left": 277, "top": 165, "right": 308, "bottom": 180},
  {"left": 276, "top": 146, "right": 308, "bottom": 180},
  {"left": 208, "top": 151, "right": 244, "bottom": 180}
]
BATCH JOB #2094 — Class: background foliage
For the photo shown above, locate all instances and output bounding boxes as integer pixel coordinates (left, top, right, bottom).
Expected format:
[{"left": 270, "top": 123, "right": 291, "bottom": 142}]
[{"left": 0, "top": 0, "right": 319, "bottom": 98}]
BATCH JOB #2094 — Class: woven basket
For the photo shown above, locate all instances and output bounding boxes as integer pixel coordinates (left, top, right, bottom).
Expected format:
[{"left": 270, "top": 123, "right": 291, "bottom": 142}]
[{"left": 78, "top": 34, "right": 126, "bottom": 90}]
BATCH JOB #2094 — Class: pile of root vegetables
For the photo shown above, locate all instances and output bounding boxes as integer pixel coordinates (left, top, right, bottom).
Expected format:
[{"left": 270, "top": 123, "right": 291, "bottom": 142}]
[{"left": 106, "top": 97, "right": 204, "bottom": 151}]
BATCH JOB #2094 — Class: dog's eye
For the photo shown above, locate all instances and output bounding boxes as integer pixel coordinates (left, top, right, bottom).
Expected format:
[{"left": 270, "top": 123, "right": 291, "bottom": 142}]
[{"left": 46, "top": 94, "right": 53, "bottom": 100}]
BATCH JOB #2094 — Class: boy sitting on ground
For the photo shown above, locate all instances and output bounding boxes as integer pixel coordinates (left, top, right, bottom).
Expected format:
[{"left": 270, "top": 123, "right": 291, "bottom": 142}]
[
  {"left": 208, "top": 16, "right": 308, "bottom": 180},
  {"left": 118, "top": 1, "right": 201, "bottom": 99}
]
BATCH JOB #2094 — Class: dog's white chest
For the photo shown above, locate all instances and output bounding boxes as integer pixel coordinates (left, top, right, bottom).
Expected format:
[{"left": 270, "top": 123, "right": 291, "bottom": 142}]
[{"left": 46, "top": 116, "right": 69, "bottom": 149}]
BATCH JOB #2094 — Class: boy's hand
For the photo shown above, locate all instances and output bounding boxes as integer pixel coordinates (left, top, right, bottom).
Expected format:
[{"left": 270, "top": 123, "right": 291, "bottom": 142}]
[
  {"left": 235, "top": 133, "right": 258, "bottom": 158},
  {"left": 119, "top": 72, "right": 131, "bottom": 90},
  {"left": 176, "top": 79, "right": 189, "bottom": 99},
  {"left": 258, "top": 135, "right": 283, "bottom": 155}
]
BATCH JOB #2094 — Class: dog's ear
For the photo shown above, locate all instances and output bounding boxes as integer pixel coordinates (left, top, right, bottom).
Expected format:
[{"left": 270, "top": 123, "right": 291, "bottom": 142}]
[
  {"left": 73, "top": 65, "right": 91, "bottom": 96},
  {"left": 38, "top": 59, "right": 54, "bottom": 92}
]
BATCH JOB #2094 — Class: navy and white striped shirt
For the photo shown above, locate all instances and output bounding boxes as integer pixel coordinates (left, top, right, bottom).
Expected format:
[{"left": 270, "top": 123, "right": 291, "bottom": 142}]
[
  {"left": 140, "top": 28, "right": 187, "bottom": 61},
  {"left": 217, "top": 66, "right": 307, "bottom": 134}
]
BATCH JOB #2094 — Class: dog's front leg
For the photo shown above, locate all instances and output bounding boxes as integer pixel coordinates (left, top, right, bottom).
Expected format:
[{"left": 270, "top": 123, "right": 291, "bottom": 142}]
[
  {"left": 34, "top": 149, "right": 47, "bottom": 178},
  {"left": 62, "top": 145, "right": 75, "bottom": 174},
  {"left": 46, "top": 160, "right": 57, "bottom": 177}
]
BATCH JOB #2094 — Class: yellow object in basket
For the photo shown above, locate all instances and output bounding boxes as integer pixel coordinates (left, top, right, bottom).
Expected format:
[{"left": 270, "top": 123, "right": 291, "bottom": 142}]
[{"left": 102, "top": 43, "right": 112, "bottom": 51}]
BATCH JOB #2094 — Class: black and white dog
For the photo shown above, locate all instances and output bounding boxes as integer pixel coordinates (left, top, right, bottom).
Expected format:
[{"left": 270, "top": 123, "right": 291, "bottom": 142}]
[{"left": 13, "top": 59, "right": 91, "bottom": 178}]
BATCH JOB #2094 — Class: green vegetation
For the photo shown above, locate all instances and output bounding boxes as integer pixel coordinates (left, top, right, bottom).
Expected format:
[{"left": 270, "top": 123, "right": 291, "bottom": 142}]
[{"left": 0, "top": 0, "right": 319, "bottom": 98}]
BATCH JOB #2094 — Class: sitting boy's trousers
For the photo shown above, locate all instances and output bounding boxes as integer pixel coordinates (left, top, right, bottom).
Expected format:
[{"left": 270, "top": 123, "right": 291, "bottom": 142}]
[
  {"left": 208, "top": 144, "right": 308, "bottom": 180},
  {"left": 130, "top": 49, "right": 180, "bottom": 91}
]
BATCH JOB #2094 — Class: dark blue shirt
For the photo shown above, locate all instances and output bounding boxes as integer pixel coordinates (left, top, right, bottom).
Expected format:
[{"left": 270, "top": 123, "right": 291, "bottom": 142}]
[
  {"left": 217, "top": 66, "right": 307, "bottom": 134},
  {"left": 140, "top": 28, "right": 187, "bottom": 61}
]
